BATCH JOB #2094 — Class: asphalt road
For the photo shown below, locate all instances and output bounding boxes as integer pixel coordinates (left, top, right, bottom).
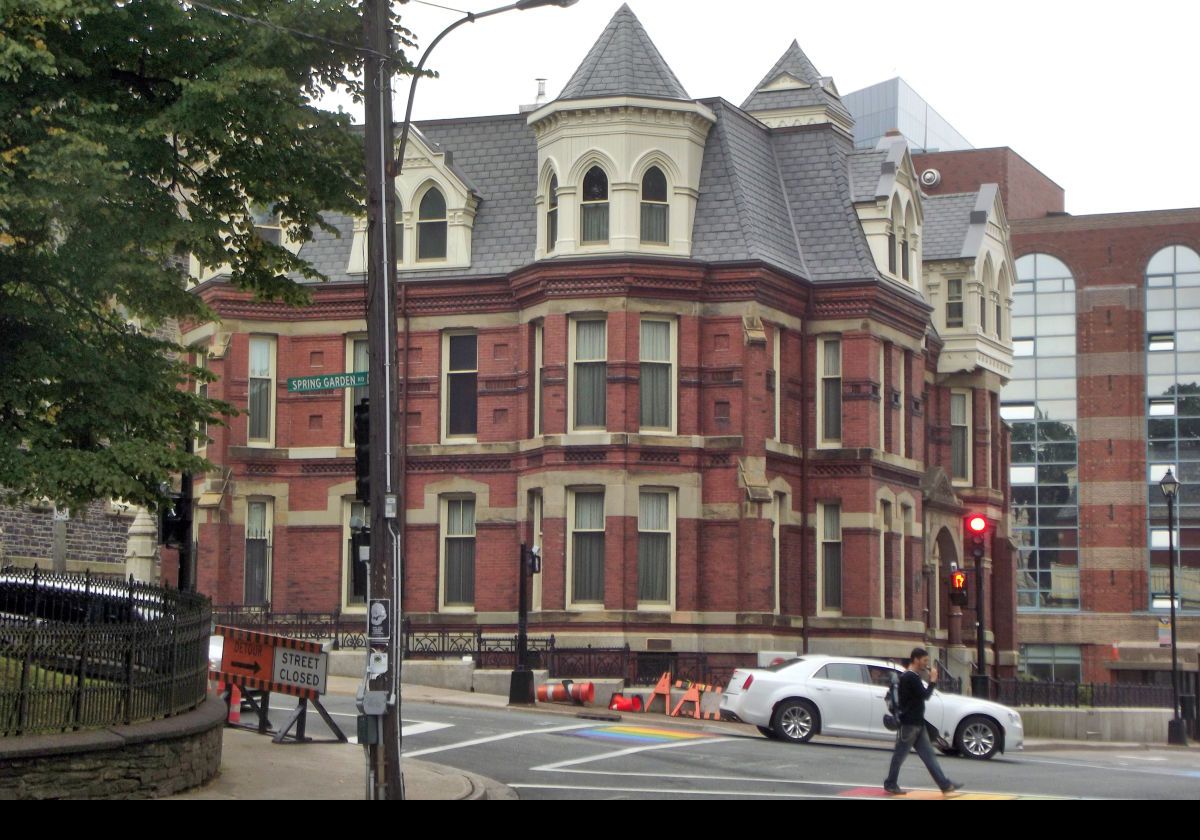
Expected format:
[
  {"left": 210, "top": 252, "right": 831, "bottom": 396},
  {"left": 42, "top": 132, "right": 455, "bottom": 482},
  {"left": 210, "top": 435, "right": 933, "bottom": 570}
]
[{"left": 262, "top": 694, "right": 1200, "bottom": 800}]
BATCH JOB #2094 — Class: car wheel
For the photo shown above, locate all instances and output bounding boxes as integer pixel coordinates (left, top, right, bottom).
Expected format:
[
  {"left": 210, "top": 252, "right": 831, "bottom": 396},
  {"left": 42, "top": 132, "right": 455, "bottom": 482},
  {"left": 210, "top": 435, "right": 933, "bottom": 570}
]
[
  {"left": 773, "top": 699, "right": 818, "bottom": 744},
  {"left": 757, "top": 725, "right": 778, "bottom": 739},
  {"left": 956, "top": 715, "right": 1000, "bottom": 760}
]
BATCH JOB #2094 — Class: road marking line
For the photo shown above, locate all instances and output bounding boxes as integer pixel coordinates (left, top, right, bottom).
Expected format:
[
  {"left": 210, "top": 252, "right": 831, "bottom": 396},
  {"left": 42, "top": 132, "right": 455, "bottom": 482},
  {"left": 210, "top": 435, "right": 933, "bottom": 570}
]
[
  {"left": 402, "top": 722, "right": 594, "bottom": 758},
  {"left": 402, "top": 721, "right": 453, "bottom": 737},
  {"left": 509, "top": 783, "right": 843, "bottom": 799},
  {"left": 1115, "top": 755, "right": 1168, "bottom": 762}
]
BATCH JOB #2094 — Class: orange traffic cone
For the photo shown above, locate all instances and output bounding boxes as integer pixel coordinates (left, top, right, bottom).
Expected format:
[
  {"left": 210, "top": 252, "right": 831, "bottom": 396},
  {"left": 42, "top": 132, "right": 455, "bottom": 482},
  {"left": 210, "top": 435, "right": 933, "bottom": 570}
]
[
  {"left": 226, "top": 682, "right": 242, "bottom": 725},
  {"left": 609, "top": 693, "right": 644, "bottom": 712}
]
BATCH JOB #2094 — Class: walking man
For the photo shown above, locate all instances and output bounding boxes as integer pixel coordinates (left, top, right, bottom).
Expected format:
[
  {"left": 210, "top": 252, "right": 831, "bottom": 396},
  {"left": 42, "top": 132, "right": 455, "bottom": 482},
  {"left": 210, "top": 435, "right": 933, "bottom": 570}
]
[{"left": 884, "top": 647, "right": 962, "bottom": 795}]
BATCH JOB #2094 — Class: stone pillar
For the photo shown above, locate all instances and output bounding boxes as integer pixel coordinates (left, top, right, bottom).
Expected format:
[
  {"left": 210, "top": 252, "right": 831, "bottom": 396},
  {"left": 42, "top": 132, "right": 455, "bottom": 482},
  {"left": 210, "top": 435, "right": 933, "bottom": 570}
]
[{"left": 125, "top": 509, "right": 160, "bottom": 583}]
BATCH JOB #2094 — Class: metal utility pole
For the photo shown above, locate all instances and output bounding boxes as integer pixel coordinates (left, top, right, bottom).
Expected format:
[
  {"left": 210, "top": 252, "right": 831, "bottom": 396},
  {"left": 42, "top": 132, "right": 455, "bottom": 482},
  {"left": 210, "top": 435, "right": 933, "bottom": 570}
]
[{"left": 363, "top": 0, "right": 403, "bottom": 800}]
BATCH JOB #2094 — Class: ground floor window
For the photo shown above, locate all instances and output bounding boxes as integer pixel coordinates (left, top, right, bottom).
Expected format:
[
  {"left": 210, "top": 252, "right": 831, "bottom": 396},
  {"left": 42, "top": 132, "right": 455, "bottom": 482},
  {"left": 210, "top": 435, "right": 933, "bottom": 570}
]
[{"left": 1019, "top": 644, "right": 1081, "bottom": 682}]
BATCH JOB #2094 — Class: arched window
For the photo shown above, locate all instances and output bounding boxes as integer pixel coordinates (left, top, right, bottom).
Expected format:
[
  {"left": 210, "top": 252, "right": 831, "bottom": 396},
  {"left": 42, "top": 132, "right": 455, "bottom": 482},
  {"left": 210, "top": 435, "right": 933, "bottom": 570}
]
[
  {"left": 546, "top": 174, "right": 559, "bottom": 252},
  {"left": 888, "top": 199, "right": 902, "bottom": 275},
  {"left": 640, "top": 166, "right": 668, "bottom": 245},
  {"left": 418, "top": 188, "right": 447, "bottom": 260},
  {"left": 580, "top": 166, "right": 609, "bottom": 244}
]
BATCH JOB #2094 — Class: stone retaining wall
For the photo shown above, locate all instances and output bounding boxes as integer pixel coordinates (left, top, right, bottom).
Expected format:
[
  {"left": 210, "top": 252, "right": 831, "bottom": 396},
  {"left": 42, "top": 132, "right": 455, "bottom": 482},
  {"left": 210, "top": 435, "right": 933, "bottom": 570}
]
[{"left": 0, "top": 696, "right": 225, "bottom": 800}]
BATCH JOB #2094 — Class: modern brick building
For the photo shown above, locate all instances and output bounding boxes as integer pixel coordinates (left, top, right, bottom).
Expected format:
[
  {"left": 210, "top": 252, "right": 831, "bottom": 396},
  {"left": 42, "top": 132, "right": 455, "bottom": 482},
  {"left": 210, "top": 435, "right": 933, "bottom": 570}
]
[
  {"left": 185, "top": 6, "right": 1015, "bottom": 675},
  {"left": 916, "top": 148, "right": 1200, "bottom": 692}
]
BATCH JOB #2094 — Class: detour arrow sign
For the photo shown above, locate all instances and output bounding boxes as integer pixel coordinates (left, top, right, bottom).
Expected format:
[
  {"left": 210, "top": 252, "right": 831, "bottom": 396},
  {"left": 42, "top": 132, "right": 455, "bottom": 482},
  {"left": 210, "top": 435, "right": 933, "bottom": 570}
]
[{"left": 212, "top": 625, "right": 328, "bottom": 700}]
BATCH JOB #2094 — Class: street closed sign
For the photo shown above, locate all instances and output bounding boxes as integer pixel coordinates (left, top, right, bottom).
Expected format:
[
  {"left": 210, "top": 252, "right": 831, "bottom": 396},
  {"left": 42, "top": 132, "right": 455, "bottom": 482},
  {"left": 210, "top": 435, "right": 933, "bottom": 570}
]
[
  {"left": 211, "top": 626, "right": 329, "bottom": 700},
  {"left": 273, "top": 647, "right": 328, "bottom": 695}
]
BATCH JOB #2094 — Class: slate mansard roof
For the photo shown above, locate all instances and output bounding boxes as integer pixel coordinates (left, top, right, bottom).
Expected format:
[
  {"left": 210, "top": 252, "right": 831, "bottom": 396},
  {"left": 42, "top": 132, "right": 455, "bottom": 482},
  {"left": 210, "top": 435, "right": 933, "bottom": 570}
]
[{"left": 284, "top": 6, "right": 965, "bottom": 294}]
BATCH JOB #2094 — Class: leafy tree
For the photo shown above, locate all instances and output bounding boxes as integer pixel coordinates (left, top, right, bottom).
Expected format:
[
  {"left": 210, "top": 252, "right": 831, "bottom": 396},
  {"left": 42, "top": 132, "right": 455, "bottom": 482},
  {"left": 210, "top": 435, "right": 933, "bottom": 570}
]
[{"left": 0, "top": 1, "right": 403, "bottom": 509}]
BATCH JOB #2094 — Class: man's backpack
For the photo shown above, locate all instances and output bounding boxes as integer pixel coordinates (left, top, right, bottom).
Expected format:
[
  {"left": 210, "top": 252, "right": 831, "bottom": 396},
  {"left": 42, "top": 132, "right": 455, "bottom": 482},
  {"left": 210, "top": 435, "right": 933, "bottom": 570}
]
[{"left": 882, "top": 673, "right": 901, "bottom": 731}]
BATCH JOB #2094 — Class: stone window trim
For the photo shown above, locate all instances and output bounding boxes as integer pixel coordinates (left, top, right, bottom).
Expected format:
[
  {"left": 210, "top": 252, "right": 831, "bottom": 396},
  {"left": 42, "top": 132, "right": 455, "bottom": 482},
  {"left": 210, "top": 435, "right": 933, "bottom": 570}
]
[
  {"left": 439, "top": 495, "right": 477, "bottom": 612},
  {"left": 247, "top": 335, "right": 276, "bottom": 448},
  {"left": 566, "top": 488, "right": 606, "bottom": 610}
]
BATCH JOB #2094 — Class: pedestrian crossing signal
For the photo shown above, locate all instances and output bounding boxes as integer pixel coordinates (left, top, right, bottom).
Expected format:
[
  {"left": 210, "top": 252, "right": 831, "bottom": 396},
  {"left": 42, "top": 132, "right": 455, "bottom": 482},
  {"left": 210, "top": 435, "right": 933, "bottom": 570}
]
[{"left": 950, "top": 569, "right": 969, "bottom": 607}]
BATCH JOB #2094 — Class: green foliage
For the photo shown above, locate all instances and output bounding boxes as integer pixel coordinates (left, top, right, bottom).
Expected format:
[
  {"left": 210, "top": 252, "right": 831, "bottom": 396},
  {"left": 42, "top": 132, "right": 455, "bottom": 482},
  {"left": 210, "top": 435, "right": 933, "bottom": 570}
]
[{"left": 0, "top": 1, "right": 398, "bottom": 509}]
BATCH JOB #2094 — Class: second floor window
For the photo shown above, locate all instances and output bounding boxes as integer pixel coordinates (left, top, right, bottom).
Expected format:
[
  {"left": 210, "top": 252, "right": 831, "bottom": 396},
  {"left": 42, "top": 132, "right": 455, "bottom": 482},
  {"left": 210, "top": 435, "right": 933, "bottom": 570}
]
[
  {"left": 820, "top": 338, "right": 841, "bottom": 444},
  {"left": 573, "top": 320, "right": 606, "bottom": 430},
  {"left": 444, "top": 333, "right": 478, "bottom": 439},
  {"left": 640, "top": 167, "right": 668, "bottom": 244},
  {"left": 951, "top": 391, "right": 970, "bottom": 481},
  {"left": 248, "top": 335, "right": 274, "bottom": 444},
  {"left": 639, "top": 319, "right": 673, "bottom": 431},
  {"left": 581, "top": 167, "right": 609, "bottom": 244},
  {"left": 418, "top": 188, "right": 447, "bottom": 260}
]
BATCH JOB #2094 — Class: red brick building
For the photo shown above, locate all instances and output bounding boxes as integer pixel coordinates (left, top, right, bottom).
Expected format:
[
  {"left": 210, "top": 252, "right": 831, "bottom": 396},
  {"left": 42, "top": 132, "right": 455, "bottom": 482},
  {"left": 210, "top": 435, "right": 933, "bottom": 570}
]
[
  {"left": 185, "top": 7, "right": 1015, "bottom": 675},
  {"left": 919, "top": 148, "right": 1200, "bottom": 690}
]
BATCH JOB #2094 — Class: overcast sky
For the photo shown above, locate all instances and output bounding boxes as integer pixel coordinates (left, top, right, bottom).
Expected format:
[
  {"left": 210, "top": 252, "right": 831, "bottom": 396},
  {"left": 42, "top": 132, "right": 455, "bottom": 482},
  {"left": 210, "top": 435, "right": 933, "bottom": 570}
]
[{"left": 318, "top": 0, "right": 1198, "bottom": 216}]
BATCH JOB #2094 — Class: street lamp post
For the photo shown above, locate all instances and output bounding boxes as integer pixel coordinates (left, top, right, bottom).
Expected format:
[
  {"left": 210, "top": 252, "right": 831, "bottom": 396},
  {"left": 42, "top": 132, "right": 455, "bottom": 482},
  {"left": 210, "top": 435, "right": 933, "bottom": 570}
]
[
  {"left": 361, "top": 0, "right": 579, "bottom": 799},
  {"left": 1158, "top": 468, "right": 1189, "bottom": 746}
]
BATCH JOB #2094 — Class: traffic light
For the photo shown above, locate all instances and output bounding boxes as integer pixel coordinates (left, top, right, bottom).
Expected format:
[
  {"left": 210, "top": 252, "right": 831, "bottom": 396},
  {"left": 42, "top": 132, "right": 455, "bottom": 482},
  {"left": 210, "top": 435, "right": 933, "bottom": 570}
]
[
  {"left": 950, "top": 567, "right": 969, "bottom": 607},
  {"left": 354, "top": 399, "right": 370, "bottom": 503},
  {"left": 965, "top": 513, "right": 989, "bottom": 562}
]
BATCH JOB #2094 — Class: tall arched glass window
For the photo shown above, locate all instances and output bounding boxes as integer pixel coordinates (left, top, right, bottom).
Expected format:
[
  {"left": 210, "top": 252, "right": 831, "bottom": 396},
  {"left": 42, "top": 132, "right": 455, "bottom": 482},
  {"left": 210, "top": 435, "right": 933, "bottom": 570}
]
[
  {"left": 1002, "top": 253, "right": 1079, "bottom": 611},
  {"left": 1146, "top": 245, "right": 1200, "bottom": 611},
  {"left": 580, "top": 166, "right": 609, "bottom": 244},
  {"left": 417, "top": 188, "right": 447, "bottom": 260},
  {"left": 640, "top": 167, "right": 668, "bottom": 245},
  {"left": 546, "top": 174, "right": 558, "bottom": 252}
]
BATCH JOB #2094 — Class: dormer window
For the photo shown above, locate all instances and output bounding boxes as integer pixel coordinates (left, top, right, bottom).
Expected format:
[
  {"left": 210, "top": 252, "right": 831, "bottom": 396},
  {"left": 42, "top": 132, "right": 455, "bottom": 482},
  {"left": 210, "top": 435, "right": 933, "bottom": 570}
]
[
  {"left": 947, "top": 279, "right": 964, "bottom": 328},
  {"left": 547, "top": 175, "right": 559, "bottom": 252},
  {"left": 251, "top": 204, "right": 282, "bottom": 246},
  {"left": 640, "top": 167, "right": 668, "bottom": 245},
  {"left": 418, "top": 188, "right": 447, "bottom": 260},
  {"left": 581, "top": 166, "right": 609, "bottom": 244}
]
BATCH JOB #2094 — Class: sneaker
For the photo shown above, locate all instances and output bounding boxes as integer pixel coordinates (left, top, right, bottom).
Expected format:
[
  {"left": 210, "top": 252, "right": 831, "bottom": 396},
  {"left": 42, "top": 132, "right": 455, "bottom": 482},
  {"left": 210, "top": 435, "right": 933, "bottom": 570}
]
[
  {"left": 941, "top": 781, "right": 963, "bottom": 794},
  {"left": 883, "top": 784, "right": 906, "bottom": 795}
]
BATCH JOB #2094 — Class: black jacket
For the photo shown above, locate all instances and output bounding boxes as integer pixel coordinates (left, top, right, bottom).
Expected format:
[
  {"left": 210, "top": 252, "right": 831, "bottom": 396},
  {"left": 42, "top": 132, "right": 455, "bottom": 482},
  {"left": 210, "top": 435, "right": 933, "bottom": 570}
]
[{"left": 897, "top": 669, "right": 936, "bottom": 726}]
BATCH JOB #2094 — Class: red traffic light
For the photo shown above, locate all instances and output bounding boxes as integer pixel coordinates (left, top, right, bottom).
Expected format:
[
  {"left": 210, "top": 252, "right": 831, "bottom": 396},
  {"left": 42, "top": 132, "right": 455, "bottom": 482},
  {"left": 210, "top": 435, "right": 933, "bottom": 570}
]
[{"left": 966, "top": 514, "right": 988, "bottom": 533}]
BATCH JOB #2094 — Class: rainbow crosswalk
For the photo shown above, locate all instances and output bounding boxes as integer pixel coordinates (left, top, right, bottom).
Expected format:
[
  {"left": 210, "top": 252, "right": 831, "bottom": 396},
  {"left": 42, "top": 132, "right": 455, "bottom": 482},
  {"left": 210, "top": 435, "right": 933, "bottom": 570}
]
[{"left": 567, "top": 724, "right": 714, "bottom": 744}]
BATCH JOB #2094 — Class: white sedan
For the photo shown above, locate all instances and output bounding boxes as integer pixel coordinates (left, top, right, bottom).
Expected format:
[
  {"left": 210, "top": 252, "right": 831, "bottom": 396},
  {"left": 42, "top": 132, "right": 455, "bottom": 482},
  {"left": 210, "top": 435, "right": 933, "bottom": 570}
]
[{"left": 719, "top": 654, "right": 1023, "bottom": 760}]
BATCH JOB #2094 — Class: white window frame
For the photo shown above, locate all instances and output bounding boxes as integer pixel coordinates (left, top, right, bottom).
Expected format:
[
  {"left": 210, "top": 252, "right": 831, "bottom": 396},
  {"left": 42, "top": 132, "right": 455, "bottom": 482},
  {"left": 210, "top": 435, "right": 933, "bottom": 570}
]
[
  {"left": 529, "top": 490, "right": 544, "bottom": 612},
  {"left": 345, "top": 335, "right": 369, "bottom": 448},
  {"left": 417, "top": 185, "right": 448, "bottom": 262},
  {"left": 951, "top": 390, "right": 972, "bottom": 484},
  {"left": 533, "top": 321, "right": 544, "bottom": 437},
  {"left": 817, "top": 502, "right": 842, "bottom": 616},
  {"left": 636, "top": 489, "right": 676, "bottom": 610},
  {"left": 569, "top": 318, "right": 607, "bottom": 433},
  {"left": 441, "top": 331, "right": 478, "bottom": 444},
  {"left": 342, "top": 498, "right": 368, "bottom": 611},
  {"left": 773, "top": 328, "right": 782, "bottom": 442},
  {"left": 946, "top": 278, "right": 964, "bottom": 328},
  {"left": 244, "top": 498, "right": 273, "bottom": 606},
  {"left": 638, "top": 316, "right": 677, "bottom": 435},
  {"left": 566, "top": 489, "right": 606, "bottom": 609},
  {"left": 818, "top": 338, "right": 842, "bottom": 447},
  {"left": 195, "top": 351, "right": 209, "bottom": 456},
  {"left": 247, "top": 335, "right": 276, "bottom": 447},
  {"left": 439, "top": 496, "right": 476, "bottom": 612}
]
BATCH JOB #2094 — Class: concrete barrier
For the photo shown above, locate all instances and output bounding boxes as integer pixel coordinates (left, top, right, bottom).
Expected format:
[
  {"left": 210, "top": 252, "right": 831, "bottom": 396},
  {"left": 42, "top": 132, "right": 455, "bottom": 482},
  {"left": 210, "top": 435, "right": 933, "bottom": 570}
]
[
  {"left": 1016, "top": 707, "right": 1175, "bottom": 742},
  {"left": 403, "top": 659, "right": 476, "bottom": 693}
]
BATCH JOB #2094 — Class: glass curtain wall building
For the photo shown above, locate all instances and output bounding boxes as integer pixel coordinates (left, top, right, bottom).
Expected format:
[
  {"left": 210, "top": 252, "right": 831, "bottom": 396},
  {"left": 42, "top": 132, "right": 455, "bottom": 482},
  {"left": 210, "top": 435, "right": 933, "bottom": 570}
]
[
  {"left": 1003, "top": 254, "right": 1080, "bottom": 611},
  {"left": 843, "top": 78, "right": 973, "bottom": 152},
  {"left": 1145, "top": 245, "right": 1200, "bottom": 611}
]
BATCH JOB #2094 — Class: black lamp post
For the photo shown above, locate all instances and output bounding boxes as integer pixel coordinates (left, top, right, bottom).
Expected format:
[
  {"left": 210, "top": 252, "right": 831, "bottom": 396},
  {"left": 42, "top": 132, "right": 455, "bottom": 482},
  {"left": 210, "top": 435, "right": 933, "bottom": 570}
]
[
  {"left": 1158, "top": 468, "right": 1189, "bottom": 746},
  {"left": 509, "top": 542, "right": 541, "bottom": 704}
]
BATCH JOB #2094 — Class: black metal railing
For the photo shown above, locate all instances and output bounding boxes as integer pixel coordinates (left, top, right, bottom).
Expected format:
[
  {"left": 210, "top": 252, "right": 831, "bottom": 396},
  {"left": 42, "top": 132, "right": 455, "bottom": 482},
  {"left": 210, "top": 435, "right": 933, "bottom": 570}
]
[
  {"left": 995, "top": 679, "right": 1176, "bottom": 709},
  {"left": 0, "top": 566, "right": 211, "bottom": 737},
  {"left": 936, "top": 658, "right": 963, "bottom": 694},
  {"left": 211, "top": 604, "right": 367, "bottom": 650}
]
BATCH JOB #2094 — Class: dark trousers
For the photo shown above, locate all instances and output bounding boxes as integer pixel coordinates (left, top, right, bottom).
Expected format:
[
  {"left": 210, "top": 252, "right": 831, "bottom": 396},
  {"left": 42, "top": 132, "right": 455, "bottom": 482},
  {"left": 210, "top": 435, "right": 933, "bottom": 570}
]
[{"left": 885, "top": 723, "right": 952, "bottom": 789}]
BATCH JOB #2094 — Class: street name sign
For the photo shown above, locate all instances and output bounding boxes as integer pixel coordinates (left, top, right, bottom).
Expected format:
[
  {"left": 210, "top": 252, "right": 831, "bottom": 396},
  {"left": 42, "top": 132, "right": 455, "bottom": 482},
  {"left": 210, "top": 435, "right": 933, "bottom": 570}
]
[{"left": 287, "top": 371, "right": 368, "bottom": 393}]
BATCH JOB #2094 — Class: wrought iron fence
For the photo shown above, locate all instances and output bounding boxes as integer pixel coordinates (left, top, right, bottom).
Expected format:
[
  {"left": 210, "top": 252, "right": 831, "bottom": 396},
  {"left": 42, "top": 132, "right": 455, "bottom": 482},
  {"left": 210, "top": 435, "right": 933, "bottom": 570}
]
[
  {"left": 936, "top": 659, "right": 963, "bottom": 694},
  {"left": 211, "top": 604, "right": 367, "bottom": 650},
  {"left": 0, "top": 566, "right": 211, "bottom": 737},
  {"left": 995, "top": 679, "right": 1176, "bottom": 709}
]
